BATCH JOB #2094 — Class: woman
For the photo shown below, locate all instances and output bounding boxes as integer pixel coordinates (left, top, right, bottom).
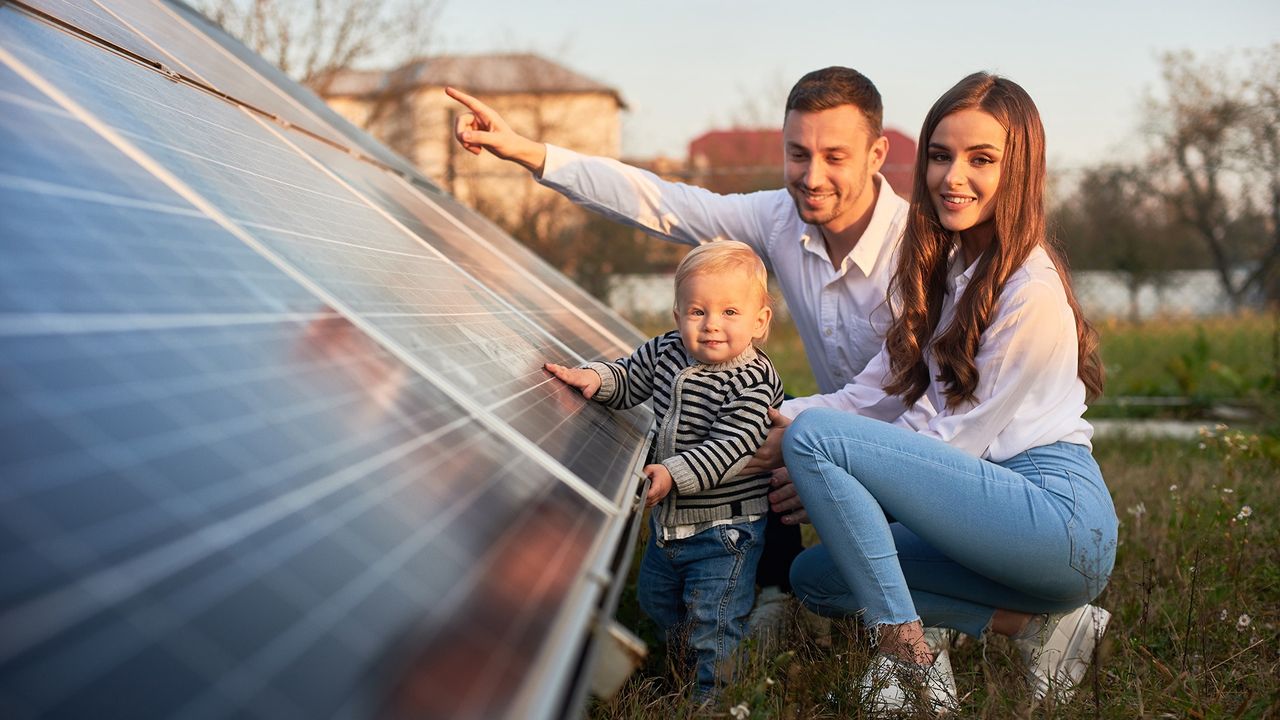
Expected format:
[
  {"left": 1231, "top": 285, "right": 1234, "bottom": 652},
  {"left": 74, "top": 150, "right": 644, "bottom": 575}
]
[{"left": 769, "top": 73, "right": 1117, "bottom": 713}]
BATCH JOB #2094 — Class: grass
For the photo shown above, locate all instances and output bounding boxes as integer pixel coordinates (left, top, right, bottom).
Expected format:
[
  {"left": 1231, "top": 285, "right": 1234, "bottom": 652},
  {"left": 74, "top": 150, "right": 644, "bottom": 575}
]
[
  {"left": 634, "top": 310, "right": 1280, "bottom": 421},
  {"left": 597, "top": 312, "right": 1280, "bottom": 718},
  {"left": 1092, "top": 311, "right": 1280, "bottom": 425}
]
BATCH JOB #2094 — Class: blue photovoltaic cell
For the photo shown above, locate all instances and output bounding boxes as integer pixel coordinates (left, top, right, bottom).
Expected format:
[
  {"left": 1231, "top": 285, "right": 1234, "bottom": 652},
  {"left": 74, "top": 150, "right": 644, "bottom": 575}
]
[
  {"left": 161, "top": 0, "right": 426, "bottom": 181},
  {"left": 0, "top": 10, "right": 650, "bottom": 495},
  {"left": 288, "top": 130, "right": 632, "bottom": 361},
  {"left": 89, "top": 0, "right": 358, "bottom": 150},
  {"left": 425, "top": 186, "right": 650, "bottom": 351},
  {"left": 26, "top": 0, "right": 418, "bottom": 183},
  {"left": 0, "top": 7, "right": 645, "bottom": 717},
  {"left": 19, "top": 0, "right": 162, "bottom": 63}
]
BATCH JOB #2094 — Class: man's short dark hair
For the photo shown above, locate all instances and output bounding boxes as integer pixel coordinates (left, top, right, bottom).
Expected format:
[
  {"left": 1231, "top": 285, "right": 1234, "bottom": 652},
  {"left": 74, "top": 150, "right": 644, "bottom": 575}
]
[{"left": 785, "top": 67, "right": 883, "bottom": 138}]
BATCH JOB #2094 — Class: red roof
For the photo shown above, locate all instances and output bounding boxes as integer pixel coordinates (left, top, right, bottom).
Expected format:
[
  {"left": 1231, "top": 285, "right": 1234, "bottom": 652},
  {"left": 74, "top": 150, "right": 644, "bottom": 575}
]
[
  {"left": 689, "top": 129, "right": 782, "bottom": 169},
  {"left": 882, "top": 129, "right": 916, "bottom": 198},
  {"left": 686, "top": 127, "right": 917, "bottom": 199}
]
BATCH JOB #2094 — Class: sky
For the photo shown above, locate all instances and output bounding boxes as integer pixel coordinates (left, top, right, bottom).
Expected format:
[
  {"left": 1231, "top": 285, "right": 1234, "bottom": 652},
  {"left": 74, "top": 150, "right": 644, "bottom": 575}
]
[{"left": 426, "top": 0, "right": 1280, "bottom": 173}]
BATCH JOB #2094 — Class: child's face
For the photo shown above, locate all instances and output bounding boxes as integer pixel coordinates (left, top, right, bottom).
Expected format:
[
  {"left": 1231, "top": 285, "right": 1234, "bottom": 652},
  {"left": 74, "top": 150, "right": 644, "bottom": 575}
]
[{"left": 673, "top": 268, "right": 771, "bottom": 365}]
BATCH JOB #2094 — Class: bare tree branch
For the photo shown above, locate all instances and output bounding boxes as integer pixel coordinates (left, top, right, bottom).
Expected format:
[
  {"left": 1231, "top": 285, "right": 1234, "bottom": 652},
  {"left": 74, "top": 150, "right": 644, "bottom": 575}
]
[
  {"left": 193, "top": 0, "right": 439, "bottom": 94},
  {"left": 1145, "top": 47, "right": 1278, "bottom": 309}
]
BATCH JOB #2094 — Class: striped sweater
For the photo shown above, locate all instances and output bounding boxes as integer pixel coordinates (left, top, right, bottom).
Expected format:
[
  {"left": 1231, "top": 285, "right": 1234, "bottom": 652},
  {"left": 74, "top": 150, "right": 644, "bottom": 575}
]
[{"left": 586, "top": 330, "right": 784, "bottom": 528}]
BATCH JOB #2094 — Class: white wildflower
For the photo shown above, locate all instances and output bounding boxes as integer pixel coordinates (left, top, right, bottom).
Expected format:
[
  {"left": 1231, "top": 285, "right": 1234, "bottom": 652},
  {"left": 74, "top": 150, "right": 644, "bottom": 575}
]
[
  {"left": 1223, "top": 488, "right": 1234, "bottom": 494},
  {"left": 1220, "top": 609, "right": 1229, "bottom": 621},
  {"left": 1126, "top": 502, "right": 1147, "bottom": 517},
  {"left": 1198, "top": 442, "right": 1207, "bottom": 450},
  {"left": 1237, "top": 614, "right": 1251, "bottom": 632},
  {"left": 1236, "top": 505, "right": 1253, "bottom": 521},
  {"left": 1170, "top": 484, "right": 1178, "bottom": 493}
]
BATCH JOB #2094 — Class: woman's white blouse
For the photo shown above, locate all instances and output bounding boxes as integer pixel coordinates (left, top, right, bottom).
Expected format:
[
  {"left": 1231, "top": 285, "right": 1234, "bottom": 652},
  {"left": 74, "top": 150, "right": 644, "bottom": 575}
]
[{"left": 780, "top": 245, "right": 1093, "bottom": 462}]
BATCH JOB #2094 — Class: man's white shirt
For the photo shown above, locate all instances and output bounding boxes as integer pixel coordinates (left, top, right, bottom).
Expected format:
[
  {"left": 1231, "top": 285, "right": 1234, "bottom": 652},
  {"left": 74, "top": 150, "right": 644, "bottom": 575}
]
[{"left": 539, "top": 144, "right": 910, "bottom": 394}]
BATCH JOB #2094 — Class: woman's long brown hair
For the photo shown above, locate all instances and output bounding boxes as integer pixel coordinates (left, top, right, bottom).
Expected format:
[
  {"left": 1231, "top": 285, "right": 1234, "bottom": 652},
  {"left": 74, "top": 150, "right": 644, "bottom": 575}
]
[{"left": 882, "top": 72, "right": 1104, "bottom": 408}]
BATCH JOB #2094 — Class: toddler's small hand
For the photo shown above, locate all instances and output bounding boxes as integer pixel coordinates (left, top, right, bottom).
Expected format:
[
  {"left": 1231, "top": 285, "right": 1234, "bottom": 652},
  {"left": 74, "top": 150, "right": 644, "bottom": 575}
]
[{"left": 643, "top": 463, "right": 673, "bottom": 508}]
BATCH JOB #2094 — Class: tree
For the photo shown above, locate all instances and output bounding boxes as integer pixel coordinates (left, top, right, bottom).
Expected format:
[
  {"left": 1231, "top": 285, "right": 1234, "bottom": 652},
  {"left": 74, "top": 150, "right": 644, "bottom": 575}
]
[
  {"left": 1241, "top": 45, "right": 1280, "bottom": 305},
  {"left": 194, "top": 0, "right": 437, "bottom": 94},
  {"left": 1055, "top": 165, "right": 1202, "bottom": 322},
  {"left": 1145, "top": 45, "right": 1280, "bottom": 309}
]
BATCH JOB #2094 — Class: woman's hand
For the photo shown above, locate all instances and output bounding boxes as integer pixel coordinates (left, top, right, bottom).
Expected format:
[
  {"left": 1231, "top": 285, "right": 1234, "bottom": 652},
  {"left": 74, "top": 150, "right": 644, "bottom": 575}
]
[
  {"left": 767, "top": 467, "right": 809, "bottom": 525},
  {"left": 741, "top": 408, "right": 790, "bottom": 475},
  {"left": 445, "top": 87, "right": 548, "bottom": 173}
]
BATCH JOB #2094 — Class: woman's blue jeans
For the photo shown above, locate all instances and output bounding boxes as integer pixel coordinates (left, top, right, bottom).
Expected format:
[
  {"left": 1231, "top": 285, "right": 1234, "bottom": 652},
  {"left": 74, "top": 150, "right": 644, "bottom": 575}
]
[
  {"left": 782, "top": 409, "right": 1117, "bottom": 638},
  {"left": 637, "top": 514, "right": 765, "bottom": 697}
]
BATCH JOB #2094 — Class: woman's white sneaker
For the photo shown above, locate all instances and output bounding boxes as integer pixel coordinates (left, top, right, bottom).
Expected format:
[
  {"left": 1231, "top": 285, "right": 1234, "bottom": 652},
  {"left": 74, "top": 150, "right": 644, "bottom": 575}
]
[
  {"left": 1014, "top": 604, "right": 1111, "bottom": 702},
  {"left": 858, "top": 651, "right": 958, "bottom": 716}
]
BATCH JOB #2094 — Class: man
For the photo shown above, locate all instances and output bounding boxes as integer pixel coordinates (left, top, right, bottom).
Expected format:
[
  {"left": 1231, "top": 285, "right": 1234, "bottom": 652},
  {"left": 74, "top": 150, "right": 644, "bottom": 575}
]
[{"left": 446, "top": 67, "right": 908, "bottom": 634}]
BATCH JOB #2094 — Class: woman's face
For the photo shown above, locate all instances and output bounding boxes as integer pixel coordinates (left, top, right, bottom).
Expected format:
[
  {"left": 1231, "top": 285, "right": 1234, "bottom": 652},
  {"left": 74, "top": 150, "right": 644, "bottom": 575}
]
[{"left": 926, "top": 109, "right": 1005, "bottom": 243}]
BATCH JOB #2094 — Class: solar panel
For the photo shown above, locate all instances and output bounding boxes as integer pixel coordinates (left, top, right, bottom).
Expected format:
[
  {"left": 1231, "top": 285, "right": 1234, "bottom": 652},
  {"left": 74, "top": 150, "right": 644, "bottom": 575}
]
[{"left": 0, "top": 2, "right": 652, "bottom": 718}]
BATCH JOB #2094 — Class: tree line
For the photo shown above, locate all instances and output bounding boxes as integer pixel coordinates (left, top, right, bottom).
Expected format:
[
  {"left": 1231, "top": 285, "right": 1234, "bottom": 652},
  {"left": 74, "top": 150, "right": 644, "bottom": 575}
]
[
  {"left": 192, "top": 4, "right": 1278, "bottom": 314},
  {"left": 1055, "top": 46, "right": 1280, "bottom": 317}
]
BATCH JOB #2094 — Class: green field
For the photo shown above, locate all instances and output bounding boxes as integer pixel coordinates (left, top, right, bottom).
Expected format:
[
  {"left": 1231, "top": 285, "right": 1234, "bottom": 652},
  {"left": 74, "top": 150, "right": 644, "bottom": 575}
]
[
  {"left": 601, "top": 313, "right": 1280, "bottom": 718},
  {"left": 637, "top": 310, "right": 1279, "bottom": 432}
]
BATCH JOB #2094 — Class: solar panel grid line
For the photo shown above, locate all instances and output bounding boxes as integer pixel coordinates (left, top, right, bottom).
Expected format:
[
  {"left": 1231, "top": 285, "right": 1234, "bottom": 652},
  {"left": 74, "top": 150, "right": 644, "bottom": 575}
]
[
  {"left": 15, "top": 0, "right": 201, "bottom": 79},
  {"left": 1, "top": 324, "right": 377, "bottom": 487},
  {"left": 81, "top": 0, "right": 365, "bottom": 155},
  {"left": 2, "top": 8, "right": 660, "bottom": 712},
  {"left": 0, "top": 404, "right": 471, "bottom": 668},
  {"left": 0, "top": 309, "right": 345, "bottom": 337},
  {"left": 399, "top": 174, "right": 640, "bottom": 356},
  {"left": 271, "top": 132, "right": 636, "bottom": 370},
  {"left": 0, "top": 41, "right": 623, "bottom": 518},
  {"left": 163, "top": 429, "right": 492, "bottom": 720},
  {"left": 16, "top": 0, "right": 329, "bottom": 168},
  {"left": 395, "top": 495, "right": 613, "bottom": 720},
  {"left": 25, "top": 0, "right": 638, "bottom": 362},
  {"left": 4, "top": 417, "right": 457, "bottom": 720},
  {"left": 241, "top": 112, "right": 599, "bottom": 368},
  {"left": 420, "top": 189, "right": 649, "bottom": 352},
  {"left": 0, "top": 172, "right": 214, "bottom": 225},
  {"left": 15, "top": 0, "right": 642, "bottom": 368},
  {"left": 476, "top": 550, "right": 609, "bottom": 712}
]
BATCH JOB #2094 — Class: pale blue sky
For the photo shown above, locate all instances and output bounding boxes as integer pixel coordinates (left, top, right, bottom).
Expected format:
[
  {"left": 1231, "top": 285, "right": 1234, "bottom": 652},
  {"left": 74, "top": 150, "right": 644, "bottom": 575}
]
[{"left": 430, "top": 1, "right": 1280, "bottom": 171}]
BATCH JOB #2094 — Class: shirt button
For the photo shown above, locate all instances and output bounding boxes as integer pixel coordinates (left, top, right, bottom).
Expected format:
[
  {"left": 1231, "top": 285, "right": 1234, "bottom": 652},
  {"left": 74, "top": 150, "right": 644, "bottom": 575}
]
[{"left": 824, "top": 328, "right": 833, "bottom": 336}]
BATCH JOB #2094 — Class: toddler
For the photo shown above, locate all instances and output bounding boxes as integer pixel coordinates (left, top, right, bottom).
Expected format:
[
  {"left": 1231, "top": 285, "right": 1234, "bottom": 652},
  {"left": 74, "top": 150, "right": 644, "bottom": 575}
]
[{"left": 545, "top": 240, "right": 784, "bottom": 699}]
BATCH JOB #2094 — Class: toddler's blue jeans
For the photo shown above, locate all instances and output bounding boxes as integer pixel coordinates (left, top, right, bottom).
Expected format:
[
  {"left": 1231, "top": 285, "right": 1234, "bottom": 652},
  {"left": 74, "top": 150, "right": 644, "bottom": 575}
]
[{"left": 637, "top": 514, "right": 765, "bottom": 697}]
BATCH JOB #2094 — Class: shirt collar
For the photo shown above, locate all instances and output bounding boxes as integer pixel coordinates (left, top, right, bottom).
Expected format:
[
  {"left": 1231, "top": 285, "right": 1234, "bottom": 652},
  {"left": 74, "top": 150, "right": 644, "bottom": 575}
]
[
  {"left": 946, "top": 243, "right": 982, "bottom": 295},
  {"left": 846, "top": 174, "right": 899, "bottom": 276},
  {"left": 797, "top": 174, "right": 899, "bottom": 276}
]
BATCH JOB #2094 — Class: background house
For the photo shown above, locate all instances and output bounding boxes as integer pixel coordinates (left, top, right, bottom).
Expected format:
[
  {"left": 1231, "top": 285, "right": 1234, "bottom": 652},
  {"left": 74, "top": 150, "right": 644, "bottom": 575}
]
[{"left": 323, "top": 53, "right": 625, "bottom": 250}]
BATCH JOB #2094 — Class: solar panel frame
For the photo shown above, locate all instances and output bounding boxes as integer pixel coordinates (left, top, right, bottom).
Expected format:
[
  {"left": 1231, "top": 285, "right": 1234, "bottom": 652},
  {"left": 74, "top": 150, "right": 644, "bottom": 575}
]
[
  {"left": 0, "top": 2, "right": 655, "bottom": 717},
  {"left": 1, "top": 11, "right": 644, "bottom": 506}
]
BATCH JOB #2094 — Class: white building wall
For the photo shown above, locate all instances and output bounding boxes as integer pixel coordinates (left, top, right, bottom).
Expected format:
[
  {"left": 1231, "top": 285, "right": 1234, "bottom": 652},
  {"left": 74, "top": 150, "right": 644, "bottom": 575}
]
[{"left": 608, "top": 270, "right": 1252, "bottom": 321}]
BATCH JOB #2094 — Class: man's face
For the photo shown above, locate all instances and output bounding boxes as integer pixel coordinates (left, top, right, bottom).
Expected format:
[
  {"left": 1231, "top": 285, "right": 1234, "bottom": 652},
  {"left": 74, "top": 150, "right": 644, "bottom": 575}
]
[{"left": 782, "top": 105, "right": 886, "bottom": 234}]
